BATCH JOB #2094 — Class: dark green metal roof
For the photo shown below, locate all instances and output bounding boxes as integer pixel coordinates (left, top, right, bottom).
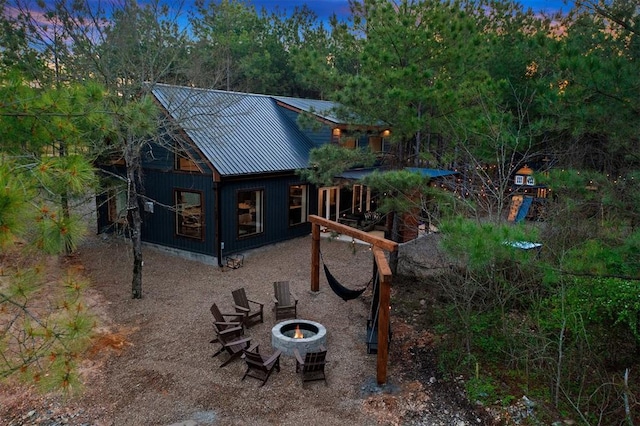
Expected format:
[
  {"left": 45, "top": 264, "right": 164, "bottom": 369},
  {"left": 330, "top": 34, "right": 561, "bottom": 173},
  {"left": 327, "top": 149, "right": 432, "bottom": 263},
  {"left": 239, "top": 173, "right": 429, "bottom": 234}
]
[
  {"left": 272, "top": 96, "right": 342, "bottom": 123},
  {"left": 152, "top": 84, "right": 321, "bottom": 177}
]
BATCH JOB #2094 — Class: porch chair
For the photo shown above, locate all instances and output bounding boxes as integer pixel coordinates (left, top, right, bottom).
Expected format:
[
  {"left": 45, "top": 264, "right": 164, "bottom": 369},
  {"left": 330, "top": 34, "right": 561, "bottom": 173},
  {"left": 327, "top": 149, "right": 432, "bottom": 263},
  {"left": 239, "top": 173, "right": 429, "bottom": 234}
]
[
  {"left": 210, "top": 303, "right": 244, "bottom": 334},
  {"left": 231, "top": 288, "right": 264, "bottom": 328},
  {"left": 294, "top": 346, "right": 327, "bottom": 385},
  {"left": 241, "top": 345, "right": 282, "bottom": 386},
  {"left": 273, "top": 281, "right": 298, "bottom": 320},
  {"left": 209, "top": 303, "right": 244, "bottom": 357},
  {"left": 214, "top": 329, "right": 254, "bottom": 368}
]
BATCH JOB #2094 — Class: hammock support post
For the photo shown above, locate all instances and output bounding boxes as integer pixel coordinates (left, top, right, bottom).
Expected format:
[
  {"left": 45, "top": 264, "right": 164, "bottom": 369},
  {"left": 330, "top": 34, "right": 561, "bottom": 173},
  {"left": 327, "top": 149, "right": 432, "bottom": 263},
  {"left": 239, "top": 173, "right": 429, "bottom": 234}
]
[
  {"left": 309, "top": 214, "right": 397, "bottom": 385},
  {"left": 373, "top": 246, "right": 391, "bottom": 384}
]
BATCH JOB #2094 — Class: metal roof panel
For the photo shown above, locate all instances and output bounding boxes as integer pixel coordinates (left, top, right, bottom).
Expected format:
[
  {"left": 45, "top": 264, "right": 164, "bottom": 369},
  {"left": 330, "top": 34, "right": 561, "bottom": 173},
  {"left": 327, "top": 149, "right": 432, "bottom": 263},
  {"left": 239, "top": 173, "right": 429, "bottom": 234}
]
[
  {"left": 152, "top": 84, "right": 317, "bottom": 177},
  {"left": 272, "top": 96, "right": 342, "bottom": 123}
]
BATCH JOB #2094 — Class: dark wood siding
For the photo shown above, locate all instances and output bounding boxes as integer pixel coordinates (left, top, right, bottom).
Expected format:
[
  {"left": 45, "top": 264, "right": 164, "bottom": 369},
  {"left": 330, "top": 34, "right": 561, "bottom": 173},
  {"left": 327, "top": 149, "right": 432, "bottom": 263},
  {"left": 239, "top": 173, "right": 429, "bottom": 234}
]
[
  {"left": 97, "top": 156, "right": 321, "bottom": 261},
  {"left": 141, "top": 169, "right": 216, "bottom": 256},
  {"left": 278, "top": 107, "right": 332, "bottom": 148},
  {"left": 141, "top": 141, "right": 175, "bottom": 171},
  {"left": 219, "top": 174, "right": 315, "bottom": 256}
]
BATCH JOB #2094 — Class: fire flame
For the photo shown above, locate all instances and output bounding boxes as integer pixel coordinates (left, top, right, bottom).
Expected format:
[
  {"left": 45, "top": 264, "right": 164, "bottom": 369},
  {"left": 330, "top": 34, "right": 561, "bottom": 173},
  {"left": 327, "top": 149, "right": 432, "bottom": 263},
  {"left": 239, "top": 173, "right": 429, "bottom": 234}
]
[{"left": 293, "top": 325, "right": 304, "bottom": 339}]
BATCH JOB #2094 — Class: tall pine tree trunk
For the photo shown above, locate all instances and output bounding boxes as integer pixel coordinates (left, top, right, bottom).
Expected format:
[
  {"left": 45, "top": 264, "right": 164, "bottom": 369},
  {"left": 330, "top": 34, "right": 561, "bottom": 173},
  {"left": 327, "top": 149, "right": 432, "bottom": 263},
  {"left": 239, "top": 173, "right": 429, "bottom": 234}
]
[{"left": 125, "top": 136, "right": 144, "bottom": 299}]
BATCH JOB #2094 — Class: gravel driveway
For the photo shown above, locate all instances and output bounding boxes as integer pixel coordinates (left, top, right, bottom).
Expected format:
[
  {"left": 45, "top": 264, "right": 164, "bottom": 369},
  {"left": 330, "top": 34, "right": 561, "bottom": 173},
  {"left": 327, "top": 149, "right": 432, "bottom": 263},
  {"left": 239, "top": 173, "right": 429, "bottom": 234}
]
[{"left": 1, "top": 232, "right": 492, "bottom": 425}]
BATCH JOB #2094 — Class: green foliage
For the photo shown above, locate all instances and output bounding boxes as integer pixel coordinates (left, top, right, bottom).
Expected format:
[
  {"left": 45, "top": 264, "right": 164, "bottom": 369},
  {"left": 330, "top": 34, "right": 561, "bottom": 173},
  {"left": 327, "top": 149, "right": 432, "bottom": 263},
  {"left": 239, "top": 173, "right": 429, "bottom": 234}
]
[
  {"left": 542, "top": 1, "right": 640, "bottom": 172},
  {"left": 548, "top": 277, "right": 640, "bottom": 344},
  {"left": 466, "top": 375, "right": 498, "bottom": 405},
  {"left": 32, "top": 205, "right": 87, "bottom": 254},
  {"left": 362, "top": 169, "right": 426, "bottom": 215},
  {"left": 0, "top": 74, "right": 101, "bottom": 390},
  {"left": 297, "top": 144, "right": 376, "bottom": 187},
  {"left": 439, "top": 217, "right": 540, "bottom": 270},
  {"left": 0, "top": 5, "right": 47, "bottom": 80},
  {"left": 0, "top": 159, "right": 33, "bottom": 248},
  {"left": 33, "top": 155, "right": 98, "bottom": 197},
  {"left": 1, "top": 271, "right": 95, "bottom": 392},
  {"left": 333, "top": 0, "right": 493, "bottom": 164}
]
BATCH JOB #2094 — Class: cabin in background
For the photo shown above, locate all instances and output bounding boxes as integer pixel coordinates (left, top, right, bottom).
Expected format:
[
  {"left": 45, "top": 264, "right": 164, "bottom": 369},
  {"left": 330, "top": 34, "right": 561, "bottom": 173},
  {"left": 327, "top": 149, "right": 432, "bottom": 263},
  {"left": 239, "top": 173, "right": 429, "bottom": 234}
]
[{"left": 96, "top": 84, "right": 391, "bottom": 265}]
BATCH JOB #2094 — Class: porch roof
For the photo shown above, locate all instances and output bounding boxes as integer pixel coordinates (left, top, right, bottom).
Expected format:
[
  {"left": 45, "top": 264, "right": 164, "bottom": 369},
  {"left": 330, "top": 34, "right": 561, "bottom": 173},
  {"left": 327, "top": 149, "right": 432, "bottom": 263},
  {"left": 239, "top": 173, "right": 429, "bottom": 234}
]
[{"left": 337, "top": 167, "right": 458, "bottom": 180}]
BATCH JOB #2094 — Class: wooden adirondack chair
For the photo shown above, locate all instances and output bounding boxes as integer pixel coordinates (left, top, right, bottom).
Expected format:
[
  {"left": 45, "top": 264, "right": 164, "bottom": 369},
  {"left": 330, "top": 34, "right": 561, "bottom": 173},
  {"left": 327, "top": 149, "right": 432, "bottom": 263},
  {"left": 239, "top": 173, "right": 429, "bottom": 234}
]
[
  {"left": 215, "top": 329, "right": 253, "bottom": 368},
  {"left": 210, "top": 302, "right": 244, "bottom": 333},
  {"left": 294, "top": 346, "right": 327, "bottom": 385},
  {"left": 241, "top": 346, "right": 282, "bottom": 386},
  {"left": 231, "top": 288, "right": 264, "bottom": 328},
  {"left": 209, "top": 303, "right": 244, "bottom": 352},
  {"left": 273, "top": 281, "right": 298, "bottom": 320}
]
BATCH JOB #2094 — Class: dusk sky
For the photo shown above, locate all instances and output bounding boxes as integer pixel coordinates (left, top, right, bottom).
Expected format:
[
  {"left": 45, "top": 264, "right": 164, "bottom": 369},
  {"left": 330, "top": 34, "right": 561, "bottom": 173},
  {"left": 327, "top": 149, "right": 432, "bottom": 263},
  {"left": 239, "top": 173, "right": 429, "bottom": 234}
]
[{"left": 249, "top": 0, "right": 573, "bottom": 21}]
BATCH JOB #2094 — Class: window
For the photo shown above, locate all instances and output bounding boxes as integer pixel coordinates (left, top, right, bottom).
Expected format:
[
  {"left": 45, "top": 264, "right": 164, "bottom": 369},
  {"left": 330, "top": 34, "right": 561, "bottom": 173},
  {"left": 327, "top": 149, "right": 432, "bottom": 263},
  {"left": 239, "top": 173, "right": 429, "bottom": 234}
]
[
  {"left": 340, "top": 137, "right": 356, "bottom": 149},
  {"left": 526, "top": 176, "right": 535, "bottom": 186},
  {"left": 515, "top": 175, "right": 524, "bottom": 185},
  {"left": 176, "top": 156, "right": 200, "bottom": 171},
  {"left": 352, "top": 184, "right": 372, "bottom": 214},
  {"left": 107, "top": 187, "right": 128, "bottom": 224},
  {"left": 175, "top": 190, "right": 203, "bottom": 239},
  {"left": 175, "top": 142, "right": 201, "bottom": 172},
  {"left": 289, "top": 185, "right": 308, "bottom": 226},
  {"left": 237, "top": 189, "right": 263, "bottom": 237},
  {"left": 332, "top": 128, "right": 341, "bottom": 144},
  {"left": 368, "top": 136, "right": 382, "bottom": 152}
]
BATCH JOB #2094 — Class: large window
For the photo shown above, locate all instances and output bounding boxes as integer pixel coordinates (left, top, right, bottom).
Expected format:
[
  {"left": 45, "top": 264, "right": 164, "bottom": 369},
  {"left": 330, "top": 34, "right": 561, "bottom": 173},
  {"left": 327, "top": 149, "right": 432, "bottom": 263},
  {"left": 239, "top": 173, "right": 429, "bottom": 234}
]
[
  {"left": 237, "top": 189, "right": 263, "bottom": 237},
  {"left": 289, "top": 184, "right": 308, "bottom": 226},
  {"left": 175, "top": 190, "right": 204, "bottom": 239}
]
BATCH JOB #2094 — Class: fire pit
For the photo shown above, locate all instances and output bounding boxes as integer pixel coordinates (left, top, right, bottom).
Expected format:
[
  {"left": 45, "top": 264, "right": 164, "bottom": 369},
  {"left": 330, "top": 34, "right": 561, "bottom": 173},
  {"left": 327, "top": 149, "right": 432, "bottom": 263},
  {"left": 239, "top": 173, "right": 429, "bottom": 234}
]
[{"left": 271, "top": 319, "right": 326, "bottom": 356}]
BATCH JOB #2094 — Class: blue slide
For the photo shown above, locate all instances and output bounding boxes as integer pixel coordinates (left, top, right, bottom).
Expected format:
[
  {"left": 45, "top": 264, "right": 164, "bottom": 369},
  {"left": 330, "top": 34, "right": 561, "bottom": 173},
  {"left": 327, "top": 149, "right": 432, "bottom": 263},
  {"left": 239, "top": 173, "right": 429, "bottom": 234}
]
[{"left": 515, "top": 197, "right": 533, "bottom": 222}]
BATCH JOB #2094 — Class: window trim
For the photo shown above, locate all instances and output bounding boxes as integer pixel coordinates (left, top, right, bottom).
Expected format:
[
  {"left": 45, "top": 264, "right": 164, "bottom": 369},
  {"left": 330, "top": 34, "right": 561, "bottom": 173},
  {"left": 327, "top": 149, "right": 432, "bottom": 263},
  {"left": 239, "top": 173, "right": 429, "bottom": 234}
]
[
  {"left": 288, "top": 184, "right": 309, "bottom": 227},
  {"left": 175, "top": 188, "right": 205, "bottom": 240},
  {"left": 174, "top": 142, "right": 203, "bottom": 173},
  {"left": 107, "top": 186, "right": 128, "bottom": 225},
  {"left": 236, "top": 188, "right": 265, "bottom": 239}
]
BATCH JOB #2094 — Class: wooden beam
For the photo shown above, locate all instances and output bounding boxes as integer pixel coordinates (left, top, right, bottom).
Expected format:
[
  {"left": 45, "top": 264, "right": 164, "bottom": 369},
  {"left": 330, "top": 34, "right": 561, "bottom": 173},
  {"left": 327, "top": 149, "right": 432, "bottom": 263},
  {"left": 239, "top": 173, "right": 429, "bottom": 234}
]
[
  {"left": 311, "top": 223, "right": 320, "bottom": 292},
  {"left": 308, "top": 215, "right": 398, "bottom": 252},
  {"left": 308, "top": 215, "right": 395, "bottom": 385},
  {"left": 373, "top": 246, "right": 392, "bottom": 277},
  {"left": 373, "top": 247, "right": 391, "bottom": 385}
]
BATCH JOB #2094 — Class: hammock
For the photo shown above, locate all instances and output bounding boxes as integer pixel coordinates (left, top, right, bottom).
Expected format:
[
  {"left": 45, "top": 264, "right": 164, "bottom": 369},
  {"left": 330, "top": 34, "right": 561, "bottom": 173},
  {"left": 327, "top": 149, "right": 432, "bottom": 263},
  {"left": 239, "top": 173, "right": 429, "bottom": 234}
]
[{"left": 323, "top": 264, "right": 371, "bottom": 301}]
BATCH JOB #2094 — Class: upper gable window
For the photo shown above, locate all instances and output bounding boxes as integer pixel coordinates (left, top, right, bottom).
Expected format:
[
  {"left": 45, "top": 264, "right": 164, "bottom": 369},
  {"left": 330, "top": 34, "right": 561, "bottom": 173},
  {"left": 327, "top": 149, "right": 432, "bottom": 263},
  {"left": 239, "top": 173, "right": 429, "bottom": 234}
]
[
  {"left": 177, "top": 156, "right": 200, "bottom": 171},
  {"left": 175, "top": 143, "right": 201, "bottom": 172}
]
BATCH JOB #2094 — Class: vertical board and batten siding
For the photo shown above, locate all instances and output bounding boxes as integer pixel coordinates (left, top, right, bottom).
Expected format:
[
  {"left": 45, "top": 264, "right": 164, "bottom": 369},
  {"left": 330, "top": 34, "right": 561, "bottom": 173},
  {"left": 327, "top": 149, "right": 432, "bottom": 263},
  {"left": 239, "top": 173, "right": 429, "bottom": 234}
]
[
  {"left": 219, "top": 174, "right": 315, "bottom": 256},
  {"left": 141, "top": 138, "right": 209, "bottom": 173},
  {"left": 141, "top": 136, "right": 175, "bottom": 171},
  {"left": 141, "top": 169, "right": 216, "bottom": 256},
  {"left": 277, "top": 106, "right": 332, "bottom": 148}
]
